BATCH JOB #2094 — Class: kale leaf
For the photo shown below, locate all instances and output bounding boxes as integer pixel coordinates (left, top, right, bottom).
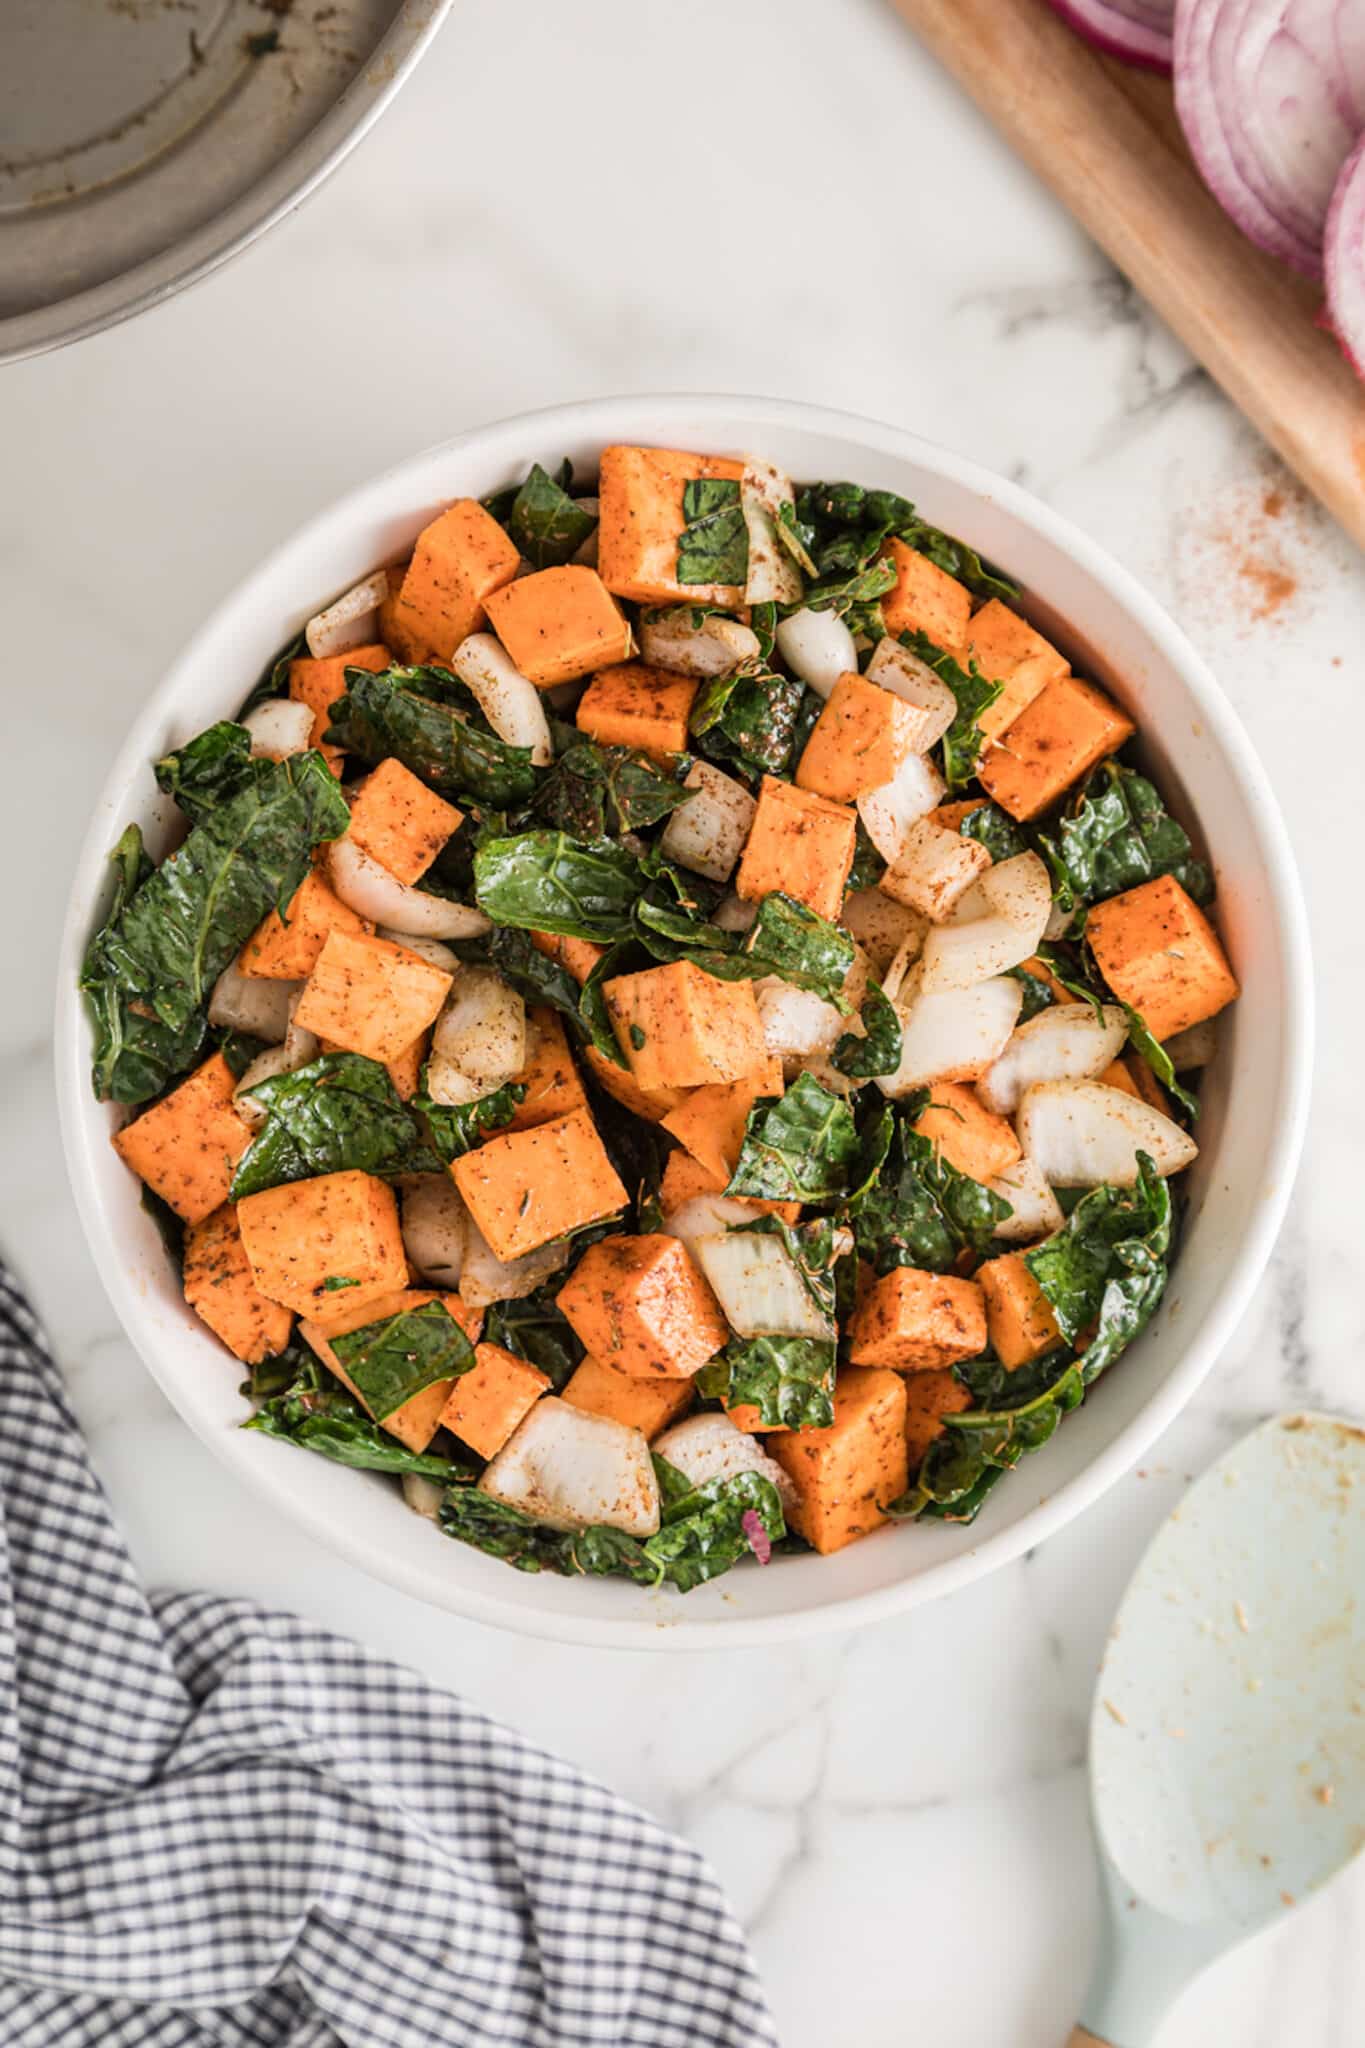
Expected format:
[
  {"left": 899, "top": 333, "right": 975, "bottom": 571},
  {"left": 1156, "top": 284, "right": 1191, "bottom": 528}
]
[
  {"left": 677, "top": 478, "right": 748, "bottom": 587},
  {"left": 957, "top": 800, "right": 1028, "bottom": 864},
  {"left": 532, "top": 740, "right": 690, "bottom": 839},
  {"left": 832, "top": 979, "right": 903, "bottom": 1079},
  {"left": 82, "top": 749, "right": 348, "bottom": 1104},
  {"left": 699, "top": 1333, "right": 837, "bottom": 1431},
  {"left": 483, "top": 1280, "right": 584, "bottom": 1390},
  {"left": 231, "top": 1053, "right": 443, "bottom": 1198},
  {"left": 892, "top": 1352, "right": 1086, "bottom": 1524},
  {"left": 473, "top": 830, "right": 643, "bottom": 941},
  {"left": 898, "top": 630, "right": 1002, "bottom": 790},
  {"left": 415, "top": 1079, "right": 525, "bottom": 1163},
  {"left": 793, "top": 481, "right": 1019, "bottom": 602},
  {"left": 326, "top": 668, "right": 538, "bottom": 806},
  {"left": 438, "top": 1490, "right": 655, "bottom": 1579},
  {"left": 331, "top": 1298, "right": 476, "bottom": 1420},
  {"left": 849, "top": 1101, "right": 1011, "bottom": 1275},
  {"left": 497, "top": 460, "right": 598, "bottom": 569},
  {"left": 644, "top": 1466, "right": 786, "bottom": 1592},
  {"left": 154, "top": 721, "right": 257, "bottom": 822},
  {"left": 689, "top": 658, "right": 805, "bottom": 779},
  {"left": 727, "top": 1072, "right": 860, "bottom": 1205},
  {"left": 245, "top": 1354, "right": 476, "bottom": 1480},
  {"left": 1025, "top": 1152, "right": 1172, "bottom": 1378},
  {"left": 1037, "top": 760, "right": 1213, "bottom": 911},
  {"left": 632, "top": 888, "right": 853, "bottom": 1006}
]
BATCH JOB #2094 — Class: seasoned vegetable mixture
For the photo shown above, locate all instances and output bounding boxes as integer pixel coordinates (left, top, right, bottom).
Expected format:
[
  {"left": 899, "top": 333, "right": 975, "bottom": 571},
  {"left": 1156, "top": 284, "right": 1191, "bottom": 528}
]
[{"left": 86, "top": 446, "right": 1239, "bottom": 1591}]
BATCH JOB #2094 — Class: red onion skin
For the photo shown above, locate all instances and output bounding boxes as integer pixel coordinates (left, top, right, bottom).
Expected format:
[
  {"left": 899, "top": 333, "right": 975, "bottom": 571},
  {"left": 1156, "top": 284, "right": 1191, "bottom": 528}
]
[
  {"left": 1325, "top": 132, "right": 1365, "bottom": 378},
  {"left": 741, "top": 1509, "right": 773, "bottom": 1568},
  {"left": 1045, "top": 0, "right": 1173, "bottom": 71}
]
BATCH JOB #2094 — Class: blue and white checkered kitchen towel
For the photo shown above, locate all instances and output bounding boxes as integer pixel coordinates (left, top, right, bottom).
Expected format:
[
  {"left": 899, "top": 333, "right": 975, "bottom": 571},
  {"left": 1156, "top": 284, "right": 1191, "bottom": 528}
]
[{"left": 0, "top": 1265, "right": 777, "bottom": 2047}]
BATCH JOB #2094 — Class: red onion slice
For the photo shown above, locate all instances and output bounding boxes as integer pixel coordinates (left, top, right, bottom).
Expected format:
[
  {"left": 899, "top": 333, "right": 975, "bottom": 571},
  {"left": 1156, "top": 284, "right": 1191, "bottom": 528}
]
[
  {"left": 1325, "top": 132, "right": 1365, "bottom": 375},
  {"left": 741, "top": 1508, "right": 773, "bottom": 1567},
  {"left": 1175, "top": 0, "right": 1365, "bottom": 277},
  {"left": 1046, "top": 0, "right": 1174, "bottom": 70}
]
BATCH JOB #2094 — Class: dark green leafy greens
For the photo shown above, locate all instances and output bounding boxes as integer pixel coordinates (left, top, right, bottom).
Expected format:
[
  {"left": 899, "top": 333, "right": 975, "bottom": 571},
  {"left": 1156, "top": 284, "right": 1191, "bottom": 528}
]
[
  {"left": 532, "top": 741, "right": 690, "bottom": 839},
  {"left": 326, "top": 668, "right": 538, "bottom": 806},
  {"left": 246, "top": 1353, "right": 476, "bottom": 1480},
  {"left": 957, "top": 800, "right": 1028, "bottom": 864},
  {"left": 416, "top": 1079, "right": 525, "bottom": 1163},
  {"left": 238, "top": 627, "right": 305, "bottom": 720},
  {"left": 1037, "top": 761, "right": 1213, "bottom": 915},
  {"left": 727, "top": 1073, "right": 860, "bottom": 1205},
  {"left": 1121, "top": 1006, "right": 1198, "bottom": 1120},
  {"left": 832, "top": 979, "right": 902, "bottom": 1079},
  {"left": 792, "top": 481, "right": 1019, "bottom": 604},
  {"left": 473, "top": 830, "right": 643, "bottom": 941},
  {"left": 154, "top": 721, "right": 258, "bottom": 822},
  {"left": 849, "top": 1098, "right": 1011, "bottom": 1275},
  {"left": 676, "top": 478, "right": 748, "bottom": 587},
  {"left": 898, "top": 631, "right": 1002, "bottom": 790},
  {"left": 331, "top": 1298, "right": 476, "bottom": 1420},
  {"left": 689, "top": 658, "right": 805, "bottom": 779},
  {"left": 699, "top": 1334, "right": 837, "bottom": 1431},
  {"left": 231, "top": 1053, "right": 442, "bottom": 1198},
  {"left": 484, "top": 1281, "right": 584, "bottom": 1390},
  {"left": 495, "top": 460, "right": 598, "bottom": 569},
  {"left": 82, "top": 746, "right": 348, "bottom": 1104},
  {"left": 632, "top": 888, "right": 853, "bottom": 1007}
]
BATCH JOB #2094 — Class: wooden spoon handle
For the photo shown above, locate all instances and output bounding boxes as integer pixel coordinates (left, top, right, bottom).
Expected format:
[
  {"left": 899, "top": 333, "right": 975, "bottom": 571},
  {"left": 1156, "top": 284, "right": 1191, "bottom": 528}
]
[{"left": 1066, "top": 2031, "right": 1112, "bottom": 2047}]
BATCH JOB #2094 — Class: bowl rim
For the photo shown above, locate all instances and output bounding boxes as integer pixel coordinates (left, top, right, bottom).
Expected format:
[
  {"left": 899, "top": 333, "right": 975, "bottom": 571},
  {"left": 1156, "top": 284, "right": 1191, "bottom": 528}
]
[{"left": 53, "top": 392, "right": 1314, "bottom": 1650}]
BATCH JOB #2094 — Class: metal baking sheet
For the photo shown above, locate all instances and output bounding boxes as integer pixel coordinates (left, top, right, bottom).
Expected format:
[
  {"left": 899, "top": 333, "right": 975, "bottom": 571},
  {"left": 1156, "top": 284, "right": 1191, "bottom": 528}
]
[{"left": 0, "top": 0, "right": 451, "bottom": 363}]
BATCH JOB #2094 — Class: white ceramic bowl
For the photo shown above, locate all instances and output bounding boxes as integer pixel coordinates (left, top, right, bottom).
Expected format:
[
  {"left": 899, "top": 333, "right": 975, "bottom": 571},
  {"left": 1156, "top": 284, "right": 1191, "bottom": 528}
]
[{"left": 55, "top": 396, "right": 1312, "bottom": 1649}]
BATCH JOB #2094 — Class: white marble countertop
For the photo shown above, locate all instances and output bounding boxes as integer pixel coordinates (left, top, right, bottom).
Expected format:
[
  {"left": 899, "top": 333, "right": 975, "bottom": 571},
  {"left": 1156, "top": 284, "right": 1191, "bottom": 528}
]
[{"left": 2, "top": 2, "right": 1362, "bottom": 2041}]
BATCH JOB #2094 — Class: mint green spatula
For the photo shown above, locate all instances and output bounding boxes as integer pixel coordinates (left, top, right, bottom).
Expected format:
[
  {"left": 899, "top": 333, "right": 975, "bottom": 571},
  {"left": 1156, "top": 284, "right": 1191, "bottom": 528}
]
[{"left": 1069, "top": 1412, "right": 1365, "bottom": 2047}]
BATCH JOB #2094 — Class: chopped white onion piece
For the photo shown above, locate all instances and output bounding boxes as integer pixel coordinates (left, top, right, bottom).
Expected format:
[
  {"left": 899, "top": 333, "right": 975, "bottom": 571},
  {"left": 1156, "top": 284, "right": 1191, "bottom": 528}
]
[
  {"left": 693, "top": 1230, "right": 833, "bottom": 1340},
  {"left": 232, "top": 1031, "right": 317, "bottom": 1127},
  {"left": 1163, "top": 1018, "right": 1218, "bottom": 1072},
  {"left": 880, "top": 933, "right": 926, "bottom": 1006},
  {"left": 840, "top": 888, "right": 927, "bottom": 980},
  {"left": 857, "top": 750, "right": 947, "bottom": 865},
  {"left": 328, "top": 836, "right": 489, "bottom": 941},
  {"left": 664, "top": 1194, "right": 761, "bottom": 1260},
  {"left": 877, "top": 970, "right": 1023, "bottom": 1096},
  {"left": 208, "top": 961, "right": 297, "bottom": 1042},
  {"left": 977, "top": 1002, "right": 1129, "bottom": 1116},
  {"left": 865, "top": 637, "right": 957, "bottom": 752},
  {"left": 774, "top": 607, "right": 857, "bottom": 698},
  {"left": 1017, "top": 1080, "right": 1198, "bottom": 1187},
  {"left": 802, "top": 1055, "right": 862, "bottom": 1098},
  {"left": 479, "top": 1398, "right": 660, "bottom": 1536},
  {"left": 741, "top": 459, "right": 805, "bottom": 606},
  {"left": 460, "top": 1214, "right": 569, "bottom": 1307},
  {"left": 400, "top": 1176, "right": 467, "bottom": 1289},
  {"left": 979, "top": 850, "right": 1053, "bottom": 936},
  {"left": 653, "top": 1411, "right": 796, "bottom": 1518},
  {"left": 432, "top": 966, "right": 526, "bottom": 1094},
  {"left": 756, "top": 950, "right": 866, "bottom": 1060},
  {"left": 918, "top": 853, "right": 1052, "bottom": 993},
  {"left": 422, "top": 1056, "right": 485, "bottom": 1108},
  {"left": 987, "top": 1157, "right": 1066, "bottom": 1244},
  {"left": 401, "top": 1473, "right": 446, "bottom": 1521},
  {"left": 881, "top": 817, "right": 992, "bottom": 922},
  {"left": 711, "top": 892, "right": 758, "bottom": 934},
  {"left": 450, "top": 633, "right": 553, "bottom": 767},
  {"left": 242, "top": 698, "right": 316, "bottom": 761},
  {"left": 305, "top": 569, "right": 388, "bottom": 658},
  {"left": 375, "top": 930, "right": 460, "bottom": 972},
  {"left": 638, "top": 611, "right": 760, "bottom": 679},
  {"left": 659, "top": 761, "right": 756, "bottom": 882}
]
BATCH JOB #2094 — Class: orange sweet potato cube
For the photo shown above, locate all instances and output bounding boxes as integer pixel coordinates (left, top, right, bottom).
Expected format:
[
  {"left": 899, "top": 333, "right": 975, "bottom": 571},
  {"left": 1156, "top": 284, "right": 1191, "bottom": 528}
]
[
  {"left": 796, "top": 673, "right": 915, "bottom": 802},
  {"left": 113, "top": 1053, "right": 253, "bottom": 1225},
  {"left": 383, "top": 500, "right": 520, "bottom": 663},
  {"left": 597, "top": 443, "right": 746, "bottom": 606},
  {"left": 561, "top": 1354, "right": 695, "bottom": 1437},
  {"left": 576, "top": 661, "right": 696, "bottom": 758},
  {"left": 1019, "top": 952, "right": 1073, "bottom": 1004},
  {"left": 293, "top": 930, "right": 452, "bottom": 1065},
  {"left": 440, "top": 1341, "right": 551, "bottom": 1459},
  {"left": 911, "top": 1081, "right": 1022, "bottom": 1182},
  {"left": 603, "top": 960, "right": 768, "bottom": 1091},
  {"left": 530, "top": 928, "right": 607, "bottom": 986},
  {"left": 582, "top": 1044, "right": 689, "bottom": 1122},
  {"left": 484, "top": 566, "right": 632, "bottom": 687},
  {"left": 237, "top": 1170, "right": 408, "bottom": 1321},
  {"left": 318, "top": 1030, "right": 428, "bottom": 1103},
  {"left": 903, "top": 1368, "right": 974, "bottom": 1469},
  {"left": 343, "top": 757, "right": 462, "bottom": 886},
  {"left": 881, "top": 539, "right": 972, "bottom": 651},
  {"left": 1086, "top": 874, "right": 1238, "bottom": 1042},
  {"left": 734, "top": 775, "right": 857, "bottom": 921},
  {"left": 289, "top": 643, "right": 391, "bottom": 773},
  {"left": 507, "top": 1008, "right": 589, "bottom": 1131},
  {"left": 977, "top": 1253, "right": 1063, "bottom": 1371},
  {"left": 966, "top": 600, "right": 1070, "bottom": 742},
  {"left": 658, "top": 1148, "right": 799, "bottom": 1224},
  {"left": 848, "top": 1266, "right": 987, "bottom": 1371},
  {"left": 239, "top": 867, "right": 372, "bottom": 980},
  {"left": 929, "top": 799, "right": 988, "bottom": 835},
  {"left": 977, "top": 674, "right": 1135, "bottom": 822},
  {"left": 1098, "top": 1055, "right": 1167, "bottom": 1112},
  {"left": 183, "top": 1203, "right": 294, "bottom": 1363},
  {"left": 556, "top": 1233, "right": 729, "bottom": 1379},
  {"left": 770, "top": 1366, "right": 909, "bottom": 1554},
  {"left": 661, "top": 1060, "right": 784, "bottom": 1185},
  {"left": 452, "top": 1110, "right": 627, "bottom": 1262},
  {"left": 300, "top": 1288, "right": 481, "bottom": 1450}
]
